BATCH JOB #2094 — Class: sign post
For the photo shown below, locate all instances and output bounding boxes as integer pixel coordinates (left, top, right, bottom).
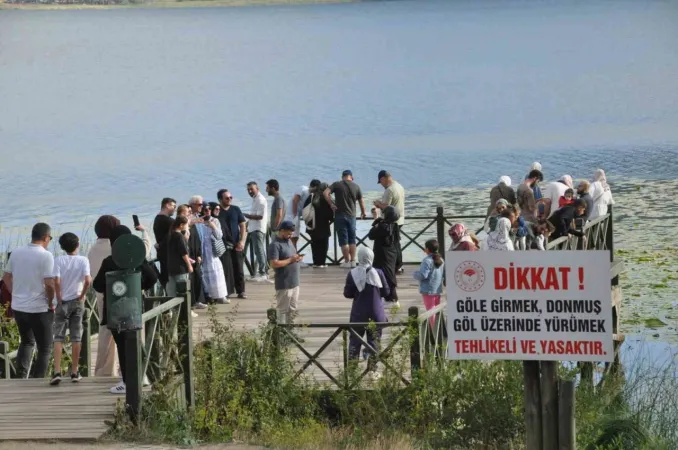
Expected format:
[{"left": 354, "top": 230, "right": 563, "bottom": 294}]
[{"left": 445, "top": 250, "right": 613, "bottom": 449}]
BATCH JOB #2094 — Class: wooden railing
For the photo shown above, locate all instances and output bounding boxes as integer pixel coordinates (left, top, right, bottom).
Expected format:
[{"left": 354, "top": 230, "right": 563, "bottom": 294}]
[{"left": 244, "top": 207, "right": 487, "bottom": 276}]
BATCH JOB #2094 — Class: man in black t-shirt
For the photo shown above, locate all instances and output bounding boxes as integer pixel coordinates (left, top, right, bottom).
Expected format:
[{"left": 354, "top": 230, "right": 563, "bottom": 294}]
[
  {"left": 217, "top": 189, "right": 248, "bottom": 299},
  {"left": 323, "top": 170, "right": 366, "bottom": 268},
  {"left": 153, "top": 197, "right": 176, "bottom": 287}
]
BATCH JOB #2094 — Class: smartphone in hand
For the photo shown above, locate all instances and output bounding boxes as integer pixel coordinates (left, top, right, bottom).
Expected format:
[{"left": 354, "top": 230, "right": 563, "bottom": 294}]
[{"left": 133, "top": 215, "right": 140, "bottom": 228}]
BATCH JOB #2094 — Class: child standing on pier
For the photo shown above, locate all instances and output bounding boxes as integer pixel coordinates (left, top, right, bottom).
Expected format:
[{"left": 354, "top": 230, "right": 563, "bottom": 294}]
[{"left": 413, "top": 239, "right": 445, "bottom": 328}]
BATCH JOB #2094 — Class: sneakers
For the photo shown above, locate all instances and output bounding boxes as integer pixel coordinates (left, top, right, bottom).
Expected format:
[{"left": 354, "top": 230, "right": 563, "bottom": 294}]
[
  {"left": 312, "top": 265, "right": 327, "bottom": 269},
  {"left": 71, "top": 373, "right": 82, "bottom": 383},
  {"left": 216, "top": 297, "right": 231, "bottom": 305},
  {"left": 50, "top": 373, "right": 62, "bottom": 386},
  {"left": 194, "top": 302, "right": 207, "bottom": 310},
  {"left": 237, "top": 293, "right": 248, "bottom": 299},
  {"left": 191, "top": 311, "right": 199, "bottom": 318},
  {"left": 110, "top": 381, "right": 126, "bottom": 394},
  {"left": 340, "top": 262, "right": 352, "bottom": 268},
  {"left": 350, "top": 261, "right": 358, "bottom": 268}
]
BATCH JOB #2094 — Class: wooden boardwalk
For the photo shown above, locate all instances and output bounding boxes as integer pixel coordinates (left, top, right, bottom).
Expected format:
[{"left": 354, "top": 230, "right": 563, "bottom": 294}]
[{"left": 0, "top": 266, "right": 423, "bottom": 441}]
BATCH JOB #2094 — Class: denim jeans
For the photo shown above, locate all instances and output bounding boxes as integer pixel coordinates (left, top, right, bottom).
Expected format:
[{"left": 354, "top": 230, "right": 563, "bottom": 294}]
[
  {"left": 14, "top": 310, "right": 54, "bottom": 378},
  {"left": 250, "top": 231, "right": 268, "bottom": 276},
  {"left": 334, "top": 213, "right": 357, "bottom": 246}
]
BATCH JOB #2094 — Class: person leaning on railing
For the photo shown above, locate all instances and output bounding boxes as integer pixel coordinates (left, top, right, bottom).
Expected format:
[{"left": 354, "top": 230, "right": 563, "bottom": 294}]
[{"left": 93, "top": 225, "right": 158, "bottom": 395}]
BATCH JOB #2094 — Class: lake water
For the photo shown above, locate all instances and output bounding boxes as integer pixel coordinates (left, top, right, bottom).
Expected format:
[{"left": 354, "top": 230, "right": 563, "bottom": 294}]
[{"left": 1, "top": 0, "right": 678, "bottom": 340}]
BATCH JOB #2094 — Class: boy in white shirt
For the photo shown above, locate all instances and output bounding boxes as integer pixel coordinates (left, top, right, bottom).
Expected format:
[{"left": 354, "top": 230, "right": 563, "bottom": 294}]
[{"left": 50, "top": 232, "right": 91, "bottom": 385}]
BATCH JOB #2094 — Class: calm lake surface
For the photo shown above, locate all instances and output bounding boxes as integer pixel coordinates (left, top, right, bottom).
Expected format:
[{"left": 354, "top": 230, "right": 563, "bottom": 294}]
[{"left": 1, "top": 0, "right": 678, "bottom": 342}]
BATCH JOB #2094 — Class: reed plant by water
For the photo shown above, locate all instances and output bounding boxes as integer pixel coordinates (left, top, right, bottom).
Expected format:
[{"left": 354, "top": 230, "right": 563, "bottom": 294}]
[{"left": 107, "top": 307, "right": 678, "bottom": 449}]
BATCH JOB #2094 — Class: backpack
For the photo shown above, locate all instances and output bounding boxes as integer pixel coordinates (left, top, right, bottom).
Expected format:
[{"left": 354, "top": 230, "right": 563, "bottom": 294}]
[{"left": 302, "top": 194, "right": 315, "bottom": 230}]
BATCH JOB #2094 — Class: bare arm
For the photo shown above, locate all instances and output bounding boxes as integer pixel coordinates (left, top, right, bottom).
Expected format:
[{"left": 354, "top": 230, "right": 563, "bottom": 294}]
[
  {"left": 2, "top": 273, "right": 12, "bottom": 293},
  {"left": 359, "top": 198, "right": 367, "bottom": 218},
  {"left": 323, "top": 188, "right": 336, "bottom": 211},
  {"left": 44, "top": 278, "right": 55, "bottom": 308},
  {"left": 79, "top": 276, "right": 92, "bottom": 302},
  {"left": 236, "top": 221, "right": 247, "bottom": 252},
  {"left": 292, "top": 194, "right": 301, "bottom": 216},
  {"left": 183, "top": 254, "right": 194, "bottom": 273},
  {"left": 270, "top": 254, "right": 303, "bottom": 269},
  {"left": 55, "top": 277, "right": 62, "bottom": 303},
  {"left": 244, "top": 213, "right": 263, "bottom": 220},
  {"left": 273, "top": 208, "right": 284, "bottom": 230}
]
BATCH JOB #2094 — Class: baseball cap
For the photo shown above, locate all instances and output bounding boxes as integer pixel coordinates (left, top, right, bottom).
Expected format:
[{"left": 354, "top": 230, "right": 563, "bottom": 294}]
[
  {"left": 377, "top": 170, "right": 391, "bottom": 183},
  {"left": 342, "top": 169, "right": 353, "bottom": 178},
  {"left": 279, "top": 220, "right": 296, "bottom": 231}
]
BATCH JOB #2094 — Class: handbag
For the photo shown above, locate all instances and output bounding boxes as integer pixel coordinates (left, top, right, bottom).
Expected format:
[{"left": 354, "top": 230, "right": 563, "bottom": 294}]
[{"left": 212, "top": 235, "right": 227, "bottom": 258}]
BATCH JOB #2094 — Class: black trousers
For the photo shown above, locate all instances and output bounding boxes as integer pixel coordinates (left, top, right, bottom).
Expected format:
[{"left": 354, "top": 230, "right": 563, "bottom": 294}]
[
  {"left": 221, "top": 249, "right": 245, "bottom": 295},
  {"left": 14, "top": 310, "right": 53, "bottom": 378},
  {"left": 310, "top": 236, "right": 329, "bottom": 266},
  {"left": 395, "top": 225, "right": 403, "bottom": 270},
  {"left": 191, "top": 263, "right": 203, "bottom": 305},
  {"left": 111, "top": 329, "right": 127, "bottom": 383}
]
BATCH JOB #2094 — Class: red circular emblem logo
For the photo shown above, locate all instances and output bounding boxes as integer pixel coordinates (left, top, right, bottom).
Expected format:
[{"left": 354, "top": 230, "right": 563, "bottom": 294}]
[{"left": 454, "top": 261, "right": 486, "bottom": 292}]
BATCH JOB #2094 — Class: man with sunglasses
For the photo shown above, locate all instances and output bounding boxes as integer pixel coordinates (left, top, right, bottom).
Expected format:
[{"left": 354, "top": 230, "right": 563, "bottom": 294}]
[
  {"left": 1, "top": 223, "right": 55, "bottom": 378},
  {"left": 217, "top": 189, "right": 248, "bottom": 299}
]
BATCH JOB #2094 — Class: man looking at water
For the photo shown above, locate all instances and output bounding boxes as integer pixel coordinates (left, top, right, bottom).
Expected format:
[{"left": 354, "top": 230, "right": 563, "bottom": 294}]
[
  {"left": 217, "top": 189, "right": 248, "bottom": 299},
  {"left": 577, "top": 180, "right": 593, "bottom": 222},
  {"left": 266, "top": 179, "right": 286, "bottom": 236},
  {"left": 288, "top": 185, "right": 310, "bottom": 250},
  {"left": 153, "top": 197, "right": 176, "bottom": 289},
  {"left": 1, "top": 223, "right": 55, "bottom": 379},
  {"left": 244, "top": 182, "right": 270, "bottom": 281},
  {"left": 268, "top": 220, "right": 303, "bottom": 324},
  {"left": 324, "top": 170, "right": 367, "bottom": 268},
  {"left": 517, "top": 169, "right": 543, "bottom": 224},
  {"left": 374, "top": 170, "right": 406, "bottom": 273}
]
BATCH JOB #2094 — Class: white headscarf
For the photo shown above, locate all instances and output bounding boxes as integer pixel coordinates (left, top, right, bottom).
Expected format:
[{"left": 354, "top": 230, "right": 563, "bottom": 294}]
[
  {"left": 485, "top": 217, "right": 515, "bottom": 251},
  {"left": 592, "top": 169, "right": 609, "bottom": 191},
  {"left": 350, "top": 247, "right": 383, "bottom": 292},
  {"left": 559, "top": 175, "right": 573, "bottom": 189},
  {"left": 498, "top": 176, "right": 512, "bottom": 187},
  {"left": 531, "top": 162, "right": 542, "bottom": 171}
]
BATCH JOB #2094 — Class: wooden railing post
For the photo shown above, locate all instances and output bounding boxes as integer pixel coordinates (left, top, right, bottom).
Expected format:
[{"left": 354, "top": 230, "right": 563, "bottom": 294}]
[
  {"left": 436, "top": 206, "right": 446, "bottom": 258},
  {"left": 177, "top": 280, "right": 195, "bottom": 408},
  {"left": 558, "top": 379, "right": 575, "bottom": 450},
  {"left": 523, "top": 361, "right": 543, "bottom": 450},
  {"left": 342, "top": 328, "right": 348, "bottom": 389},
  {"left": 409, "top": 306, "right": 421, "bottom": 372},
  {"left": 0, "top": 341, "right": 9, "bottom": 379},
  {"left": 541, "top": 361, "right": 558, "bottom": 449},
  {"left": 79, "top": 308, "right": 91, "bottom": 377},
  {"left": 605, "top": 205, "right": 614, "bottom": 262},
  {"left": 125, "top": 330, "right": 142, "bottom": 425}
]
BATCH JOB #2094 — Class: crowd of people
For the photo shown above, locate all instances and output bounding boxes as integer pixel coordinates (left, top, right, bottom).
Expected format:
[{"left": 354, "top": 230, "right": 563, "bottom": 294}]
[{"left": 0, "top": 164, "right": 613, "bottom": 386}]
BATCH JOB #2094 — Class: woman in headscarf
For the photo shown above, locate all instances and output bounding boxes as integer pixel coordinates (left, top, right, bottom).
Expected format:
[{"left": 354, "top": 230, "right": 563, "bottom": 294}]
[
  {"left": 209, "top": 201, "right": 232, "bottom": 297},
  {"left": 449, "top": 223, "right": 478, "bottom": 251},
  {"left": 485, "top": 208, "right": 516, "bottom": 251},
  {"left": 306, "top": 179, "right": 334, "bottom": 268},
  {"left": 343, "top": 247, "right": 389, "bottom": 377},
  {"left": 368, "top": 206, "right": 400, "bottom": 305},
  {"left": 589, "top": 169, "right": 615, "bottom": 221},
  {"left": 487, "top": 176, "right": 517, "bottom": 217},
  {"left": 93, "top": 225, "right": 158, "bottom": 394},
  {"left": 197, "top": 203, "right": 228, "bottom": 304},
  {"left": 484, "top": 198, "right": 509, "bottom": 234},
  {"left": 90, "top": 215, "right": 120, "bottom": 377}
]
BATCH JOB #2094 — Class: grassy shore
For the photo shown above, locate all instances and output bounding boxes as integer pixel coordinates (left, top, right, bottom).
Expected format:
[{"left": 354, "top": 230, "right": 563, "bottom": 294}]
[{"left": 0, "top": 0, "right": 356, "bottom": 10}]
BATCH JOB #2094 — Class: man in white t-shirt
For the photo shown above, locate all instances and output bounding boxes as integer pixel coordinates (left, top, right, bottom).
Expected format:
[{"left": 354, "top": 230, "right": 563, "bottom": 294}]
[
  {"left": 50, "top": 232, "right": 91, "bottom": 385},
  {"left": 1, "top": 223, "right": 55, "bottom": 379},
  {"left": 244, "top": 181, "right": 270, "bottom": 281},
  {"left": 287, "top": 185, "right": 310, "bottom": 249}
]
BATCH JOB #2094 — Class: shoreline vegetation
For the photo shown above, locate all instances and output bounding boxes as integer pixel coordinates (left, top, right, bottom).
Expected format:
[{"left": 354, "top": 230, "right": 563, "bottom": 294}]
[{"left": 0, "top": 0, "right": 357, "bottom": 10}]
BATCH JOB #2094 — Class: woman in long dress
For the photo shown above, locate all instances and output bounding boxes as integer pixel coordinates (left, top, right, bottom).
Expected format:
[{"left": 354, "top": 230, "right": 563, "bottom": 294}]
[
  {"left": 369, "top": 205, "right": 400, "bottom": 304},
  {"left": 589, "top": 169, "right": 615, "bottom": 221},
  {"left": 198, "top": 203, "right": 228, "bottom": 303}
]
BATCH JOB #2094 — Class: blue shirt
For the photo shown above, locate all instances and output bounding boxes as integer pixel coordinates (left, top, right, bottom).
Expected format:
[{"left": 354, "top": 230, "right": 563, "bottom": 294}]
[
  {"left": 218, "top": 205, "right": 246, "bottom": 244},
  {"left": 413, "top": 255, "right": 444, "bottom": 295}
]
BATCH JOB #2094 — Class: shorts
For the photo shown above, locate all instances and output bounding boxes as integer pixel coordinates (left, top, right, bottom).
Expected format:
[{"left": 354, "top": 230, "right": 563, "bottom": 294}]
[
  {"left": 334, "top": 213, "right": 357, "bottom": 246},
  {"left": 53, "top": 300, "right": 85, "bottom": 343}
]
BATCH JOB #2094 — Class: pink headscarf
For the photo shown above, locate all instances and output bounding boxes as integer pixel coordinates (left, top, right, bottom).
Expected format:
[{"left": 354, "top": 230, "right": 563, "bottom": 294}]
[
  {"left": 449, "top": 224, "right": 473, "bottom": 249},
  {"left": 559, "top": 175, "right": 573, "bottom": 189}
]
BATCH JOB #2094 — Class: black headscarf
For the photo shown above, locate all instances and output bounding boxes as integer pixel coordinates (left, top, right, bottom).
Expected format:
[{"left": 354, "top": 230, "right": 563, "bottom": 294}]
[
  {"left": 109, "top": 225, "right": 131, "bottom": 245},
  {"left": 208, "top": 202, "right": 220, "bottom": 218},
  {"left": 382, "top": 206, "right": 400, "bottom": 224}
]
